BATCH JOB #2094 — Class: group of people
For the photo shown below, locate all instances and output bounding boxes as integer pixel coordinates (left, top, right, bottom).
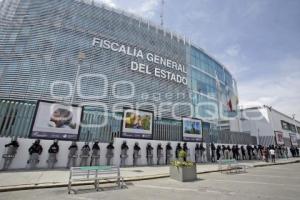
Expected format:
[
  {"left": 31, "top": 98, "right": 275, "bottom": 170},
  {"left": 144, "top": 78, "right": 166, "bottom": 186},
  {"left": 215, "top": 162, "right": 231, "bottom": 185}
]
[
  {"left": 2, "top": 138, "right": 115, "bottom": 170},
  {"left": 290, "top": 146, "right": 300, "bottom": 157},
  {"left": 2, "top": 138, "right": 300, "bottom": 170},
  {"left": 210, "top": 143, "right": 297, "bottom": 163}
]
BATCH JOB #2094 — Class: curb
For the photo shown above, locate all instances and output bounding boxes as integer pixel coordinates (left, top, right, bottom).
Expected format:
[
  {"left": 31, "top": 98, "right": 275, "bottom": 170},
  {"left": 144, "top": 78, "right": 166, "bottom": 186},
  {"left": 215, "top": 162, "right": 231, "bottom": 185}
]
[
  {"left": 1, "top": 159, "right": 299, "bottom": 193},
  {"left": 253, "top": 159, "right": 300, "bottom": 168}
]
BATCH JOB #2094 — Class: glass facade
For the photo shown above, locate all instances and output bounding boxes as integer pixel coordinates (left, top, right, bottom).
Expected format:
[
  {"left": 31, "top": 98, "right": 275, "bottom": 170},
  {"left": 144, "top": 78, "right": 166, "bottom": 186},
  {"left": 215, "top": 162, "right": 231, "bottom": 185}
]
[{"left": 0, "top": 0, "right": 238, "bottom": 127}]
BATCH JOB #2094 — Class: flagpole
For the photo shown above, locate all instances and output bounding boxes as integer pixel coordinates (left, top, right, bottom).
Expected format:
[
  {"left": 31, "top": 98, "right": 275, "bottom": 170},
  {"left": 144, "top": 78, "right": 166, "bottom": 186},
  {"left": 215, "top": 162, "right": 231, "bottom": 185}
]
[{"left": 215, "top": 71, "right": 220, "bottom": 130}]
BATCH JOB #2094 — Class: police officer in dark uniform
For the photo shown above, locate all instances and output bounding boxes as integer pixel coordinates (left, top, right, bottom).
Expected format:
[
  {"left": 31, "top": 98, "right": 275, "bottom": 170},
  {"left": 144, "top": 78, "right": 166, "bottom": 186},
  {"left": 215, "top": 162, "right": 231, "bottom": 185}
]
[
  {"left": 211, "top": 143, "right": 216, "bottom": 162},
  {"left": 47, "top": 139, "right": 59, "bottom": 169},
  {"left": 236, "top": 145, "right": 240, "bottom": 160},
  {"left": 241, "top": 145, "right": 246, "bottom": 160},
  {"left": 133, "top": 142, "right": 141, "bottom": 166},
  {"left": 166, "top": 142, "right": 173, "bottom": 164},
  {"left": 175, "top": 143, "right": 182, "bottom": 159},
  {"left": 246, "top": 144, "right": 252, "bottom": 160},
  {"left": 67, "top": 141, "right": 78, "bottom": 168},
  {"left": 2, "top": 137, "right": 19, "bottom": 170},
  {"left": 80, "top": 142, "right": 90, "bottom": 166},
  {"left": 232, "top": 145, "right": 236, "bottom": 160},
  {"left": 90, "top": 141, "right": 100, "bottom": 166},
  {"left": 106, "top": 142, "right": 114, "bottom": 165},
  {"left": 183, "top": 142, "right": 189, "bottom": 161},
  {"left": 120, "top": 141, "right": 129, "bottom": 167},
  {"left": 216, "top": 145, "right": 221, "bottom": 161},
  {"left": 28, "top": 139, "right": 43, "bottom": 169},
  {"left": 221, "top": 145, "right": 226, "bottom": 159},
  {"left": 146, "top": 143, "right": 153, "bottom": 166},
  {"left": 157, "top": 143, "right": 164, "bottom": 165},
  {"left": 200, "top": 143, "right": 206, "bottom": 162},
  {"left": 195, "top": 143, "right": 201, "bottom": 163}
]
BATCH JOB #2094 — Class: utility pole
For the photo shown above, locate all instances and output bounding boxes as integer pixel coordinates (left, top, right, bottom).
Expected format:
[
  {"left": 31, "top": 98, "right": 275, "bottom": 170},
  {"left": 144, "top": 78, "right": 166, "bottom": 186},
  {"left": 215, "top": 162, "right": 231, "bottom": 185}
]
[
  {"left": 257, "top": 128, "right": 260, "bottom": 145},
  {"left": 160, "top": 0, "right": 164, "bottom": 26}
]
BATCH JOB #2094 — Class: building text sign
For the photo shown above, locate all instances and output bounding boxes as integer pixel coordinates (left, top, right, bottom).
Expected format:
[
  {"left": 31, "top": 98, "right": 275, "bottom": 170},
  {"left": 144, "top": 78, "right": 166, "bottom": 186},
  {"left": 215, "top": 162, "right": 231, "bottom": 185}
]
[{"left": 92, "top": 37, "right": 187, "bottom": 85}]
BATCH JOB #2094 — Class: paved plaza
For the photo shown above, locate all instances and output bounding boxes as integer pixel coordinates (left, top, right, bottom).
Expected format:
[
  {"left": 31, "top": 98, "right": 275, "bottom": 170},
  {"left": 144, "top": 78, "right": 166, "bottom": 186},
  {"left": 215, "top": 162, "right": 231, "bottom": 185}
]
[
  {"left": 0, "top": 158, "right": 299, "bottom": 190},
  {"left": 0, "top": 161, "right": 300, "bottom": 200}
]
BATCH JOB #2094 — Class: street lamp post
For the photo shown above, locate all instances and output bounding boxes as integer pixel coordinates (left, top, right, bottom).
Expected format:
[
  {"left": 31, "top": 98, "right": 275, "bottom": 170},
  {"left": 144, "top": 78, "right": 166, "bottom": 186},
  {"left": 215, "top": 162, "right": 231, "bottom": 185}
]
[
  {"left": 71, "top": 52, "right": 85, "bottom": 104},
  {"left": 257, "top": 128, "right": 260, "bottom": 145}
]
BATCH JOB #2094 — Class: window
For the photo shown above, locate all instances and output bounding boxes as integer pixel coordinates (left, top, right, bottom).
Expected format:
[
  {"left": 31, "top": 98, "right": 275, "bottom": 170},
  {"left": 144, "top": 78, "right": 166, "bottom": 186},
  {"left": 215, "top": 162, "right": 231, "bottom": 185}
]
[
  {"left": 281, "top": 120, "right": 289, "bottom": 130},
  {"left": 290, "top": 124, "right": 296, "bottom": 133},
  {"left": 281, "top": 120, "right": 297, "bottom": 132}
]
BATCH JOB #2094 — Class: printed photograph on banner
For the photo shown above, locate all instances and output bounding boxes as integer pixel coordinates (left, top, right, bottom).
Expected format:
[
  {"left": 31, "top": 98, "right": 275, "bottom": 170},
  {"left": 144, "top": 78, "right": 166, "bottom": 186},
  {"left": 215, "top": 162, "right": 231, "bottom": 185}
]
[
  {"left": 121, "top": 109, "right": 153, "bottom": 139},
  {"left": 182, "top": 117, "right": 202, "bottom": 142},
  {"left": 290, "top": 133, "right": 298, "bottom": 146},
  {"left": 274, "top": 131, "right": 284, "bottom": 145},
  {"left": 31, "top": 101, "right": 82, "bottom": 140}
]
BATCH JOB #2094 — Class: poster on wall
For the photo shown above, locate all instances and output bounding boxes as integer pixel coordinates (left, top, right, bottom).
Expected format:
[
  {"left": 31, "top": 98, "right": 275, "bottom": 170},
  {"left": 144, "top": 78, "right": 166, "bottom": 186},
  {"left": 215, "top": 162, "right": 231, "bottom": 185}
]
[
  {"left": 30, "top": 101, "right": 83, "bottom": 140},
  {"left": 182, "top": 117, "right": 203, "bottom": 142},
  {"left": 121, "top": 108, "right": 153, "bottom": 139},
  {"left": 290, "top": 133, "right": 298, "bottom": 146},
  {"left": 274, "top": 131, "right": 284, "bottom": 145}
]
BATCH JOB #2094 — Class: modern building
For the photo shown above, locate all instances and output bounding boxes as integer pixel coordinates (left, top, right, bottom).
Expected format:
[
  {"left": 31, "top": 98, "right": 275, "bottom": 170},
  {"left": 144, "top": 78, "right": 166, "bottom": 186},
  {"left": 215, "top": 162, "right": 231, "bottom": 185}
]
[
  {"left": 0, "top": 0, "right": 243, "bottom": 143},
  {"left": 230, "top": 105, "right": 300, "bottom": 146}
]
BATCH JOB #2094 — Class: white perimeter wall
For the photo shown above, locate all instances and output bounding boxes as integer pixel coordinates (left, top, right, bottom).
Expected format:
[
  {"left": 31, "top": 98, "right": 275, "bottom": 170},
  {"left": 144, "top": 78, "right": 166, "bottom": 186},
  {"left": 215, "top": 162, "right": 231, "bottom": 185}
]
[
  {"left": 0, "top": 137, "right": 206, "bottom": 170},
  {"left": 1, "top": 136, "right": 296, "bottom": 170},
  {"left": 233, "top": 107, "right": 300, "bottom": 139}
]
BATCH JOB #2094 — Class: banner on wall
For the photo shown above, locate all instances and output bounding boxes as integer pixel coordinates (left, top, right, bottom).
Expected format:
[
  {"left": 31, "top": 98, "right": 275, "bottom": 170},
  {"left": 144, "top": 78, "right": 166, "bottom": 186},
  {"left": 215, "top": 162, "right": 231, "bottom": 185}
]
[
  {"left": 30, "top": 101, "right": 83, "bottom": 140},
  {"left": 182, "top": 117, "right": 203, "bottom": 142},
  {"left": 274, "top": 131, "right": 284, "bottom": 145},
  {"left": 121, "top": 108, "right": 153, "bottom": 139},
  {"left": 290, "top": 133, "right": 298, "bottom": 146}
]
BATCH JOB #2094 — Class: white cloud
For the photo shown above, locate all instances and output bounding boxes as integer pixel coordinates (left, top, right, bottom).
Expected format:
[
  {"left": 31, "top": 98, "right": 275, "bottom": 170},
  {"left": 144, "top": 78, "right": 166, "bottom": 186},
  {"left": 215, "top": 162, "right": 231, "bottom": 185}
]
[
  {"left": 238, "top": 57, "right": 300, "bottom": 120},
  {"left": 213, "top": 44, "right": 249, "bottom": 78},
  {"left": 127, "top": 0, "right": 160, "bottom": 18},
  {"left": 95, "top": 0, "right": 116, "bottom": 7},
  {"left": 225, "top": 44, "right": 240, "bottom": 57},
  {"left": 241, "top": 1, "right": 266, "bottom": 19},
  {"left": 94, "top": 0, "right": 160, "bottom": 18}
]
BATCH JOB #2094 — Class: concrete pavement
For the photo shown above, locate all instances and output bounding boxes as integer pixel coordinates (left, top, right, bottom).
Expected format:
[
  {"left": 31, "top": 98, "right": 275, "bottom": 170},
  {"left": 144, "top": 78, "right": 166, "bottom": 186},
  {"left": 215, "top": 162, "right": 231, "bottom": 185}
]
[
  {"left": 0, "top": 157, "right": 299, "bottom": 192},
  {"left": 1, "top": 162, "right": 300, "bottom": 200}
]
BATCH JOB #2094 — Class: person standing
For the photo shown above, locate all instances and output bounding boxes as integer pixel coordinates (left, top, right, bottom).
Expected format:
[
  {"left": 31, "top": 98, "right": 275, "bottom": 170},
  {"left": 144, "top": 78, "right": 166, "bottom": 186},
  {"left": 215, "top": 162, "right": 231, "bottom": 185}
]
[
  {"left": 146, "top": 143, "right": 153, "bottom": 166},
  {"left": 157, "top": 143, "right": 164, "bottom": 165},
  {"left": 3, "top": 137, "right": 19, "bottom": 170},
  {"left": 91, "top": 141, "right": 100, "bottom": 166},
  {"left": 80, "top": 142, "right": 90, "bottom": 166},
  {"left": 133, "top": 142, "right": 141, "bottom": 166},
  {"left": 200, "top": 143, "right": 206, "bottom": 162},
  {"left": 246, "top": 144, "right": 252, "bottom": 160},
  {"left": 175, "top": 143, "right": 182, "bottom": 159},
  {"left": 216, "top": 145, "right": 221, "bottom": 161},
  {"left": 232, "top": 145, "right": 236, "bottom": 160},
  {"left": 270, "top": 148, "right": 276, "bottom": 163},
  {"left": 47, "top": 140, "right": 59, "bottom": 169},
  {"left": 263, "top": 147, "right": 269, "bottom": 162},
  {"left": 166, "top": 142, "right": 173, "bottom": 164},
  {"left": 222, "top": 145, "right": 226, "bottom": 159},
  {"left": 106, "top": 142, "right": 114, "bottom": 165},
  {"left": 28, "top": 139, "right": 43, "bottom": 169},
  {"left": 67, "top": 141, "right": 78, "bottom": 168},
  {"left": 241, "top": 146, "right": 246, "bottom": 160},
  {"left": 195, "top": 144, "right": 201, "bottom": 163},
  {"left": 211, "top": 143, "right": 216, "bottom": 162},
  {"left": 284, "top": 146, "right": 289, "bottom": 159}
]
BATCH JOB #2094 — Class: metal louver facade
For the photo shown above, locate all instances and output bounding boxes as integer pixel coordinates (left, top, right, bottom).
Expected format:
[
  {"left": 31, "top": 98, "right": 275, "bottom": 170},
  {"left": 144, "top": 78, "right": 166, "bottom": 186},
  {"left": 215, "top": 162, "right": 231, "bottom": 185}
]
[{"left": 0, "top": 0, "right": 241, "bottom": 142}]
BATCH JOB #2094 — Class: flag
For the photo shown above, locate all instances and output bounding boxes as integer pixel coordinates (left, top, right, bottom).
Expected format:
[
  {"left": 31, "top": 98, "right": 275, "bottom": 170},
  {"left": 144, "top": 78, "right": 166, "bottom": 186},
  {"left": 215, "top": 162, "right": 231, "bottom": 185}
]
[{"left": 227, "top": 99, "right": 233, "bottom": 112}]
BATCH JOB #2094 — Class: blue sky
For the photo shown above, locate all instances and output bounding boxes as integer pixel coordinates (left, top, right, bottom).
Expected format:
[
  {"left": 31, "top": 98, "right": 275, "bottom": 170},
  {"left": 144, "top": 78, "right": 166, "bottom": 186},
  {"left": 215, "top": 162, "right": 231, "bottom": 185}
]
[{"left": 97, "top": 0, "right": 300, "bottom": 119}]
